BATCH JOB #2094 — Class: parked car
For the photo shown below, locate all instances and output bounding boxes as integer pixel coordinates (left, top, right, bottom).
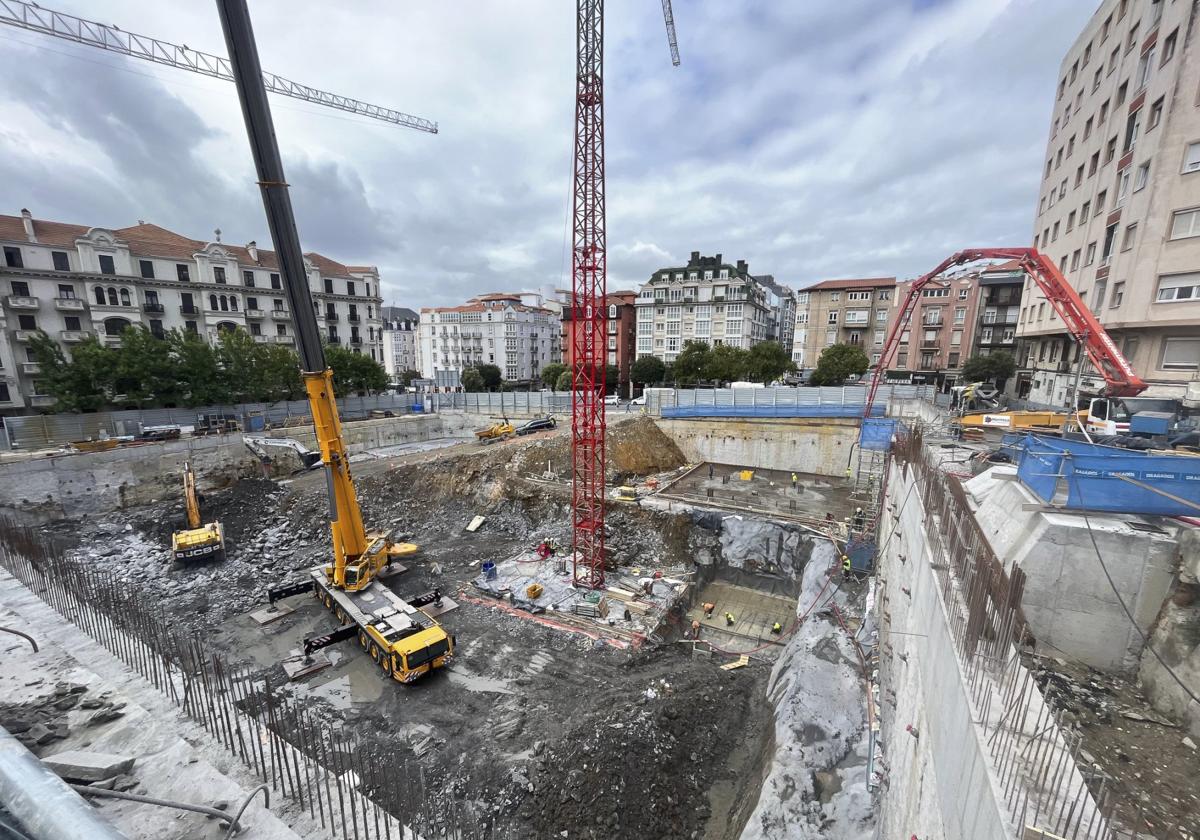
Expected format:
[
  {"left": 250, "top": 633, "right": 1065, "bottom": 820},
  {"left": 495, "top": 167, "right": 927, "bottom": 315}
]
[
  {"left": 516, "top": 416, "right": 557, "bottom": 436},
  {"left": 630, "top": 395, "right": 646, "bottom": 406},
  {"left": 603, "top": 394, "right": 622, "bottom": 405}
]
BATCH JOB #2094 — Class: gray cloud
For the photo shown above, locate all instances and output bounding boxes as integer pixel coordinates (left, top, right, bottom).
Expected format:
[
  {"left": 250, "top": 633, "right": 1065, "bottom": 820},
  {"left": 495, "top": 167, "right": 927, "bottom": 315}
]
[{"left": 0, "top": 0, "right": 1095, "bottom": 306}]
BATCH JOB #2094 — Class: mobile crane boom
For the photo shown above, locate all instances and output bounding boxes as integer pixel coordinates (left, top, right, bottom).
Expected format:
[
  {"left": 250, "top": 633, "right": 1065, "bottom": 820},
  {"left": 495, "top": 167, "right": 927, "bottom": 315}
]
[
  {"left": 863, "top": 248, "right": 1146, "bottom": 419},
  {"left": 216, "top": 0, "right": 452, "bottom": 683}
]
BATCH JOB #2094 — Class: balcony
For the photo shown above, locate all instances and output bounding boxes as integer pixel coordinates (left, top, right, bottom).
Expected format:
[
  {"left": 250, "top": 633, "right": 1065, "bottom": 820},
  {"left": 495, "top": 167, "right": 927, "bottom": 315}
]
[
  {"left": 13, "top": 330, "right": 37, "bottom": 342},
  {"left": 60, "top": 330, "right": 92, "bottom": 343},
  {"left": 29, "top": 395, "right": 55, "bottom": 408},
  {"left": 920, "top": 339, "right": 941, "bottom": 349},
  {"left": 350, "top": 335, "right": 362, "bottom": 345},
  {"left": 101, "top": 334, "right": 123, "bottom": 347},
  {"left": 271, "top": 309, "right": 290, "bottom": 319},
  {"left": 252, "top": 334, "right": 269, "bottom": 343},
  {"left": 347, "top": 313, "right": 361, "bottom": 323},
  {"left": 5, "top": 296, "right": 39, "bottom": 310},
  {"left": 142, "top": 302, "right": 165, "bottom": 313},
  {"left": 245, "top": 308, "right": 265, "bottom": 319},
  {"left": 922, "top": 319, "right": 944, "bottom": 328},
  {"left": 180, "top": 305, "right": 200, "bottom": 315},
  {"left": 274, "top": 335, "right": 294, "bottom": 344},
  {"left": 325, "top": 312, "right": 340, "bottom": 322},
  {"left": 327, "top": 336, "right": 341, "bottom": 345},
  {"left": 53, "top": 297, "right": 86, "bottom": 312},
  {"left": 21, "top": 362, "right": 40, "bottom": 375}
]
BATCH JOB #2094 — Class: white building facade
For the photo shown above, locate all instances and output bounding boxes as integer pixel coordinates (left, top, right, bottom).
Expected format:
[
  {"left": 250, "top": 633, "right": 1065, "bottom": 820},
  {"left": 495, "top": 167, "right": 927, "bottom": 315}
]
[
  {"left": 1020, "top": 0, "right": 1200, "bottom": 404},
  {"left": 0, "top": 211, "right": 385, "bottom": 413},
  {"left": 380, "top": 306, "right": 420, "bottom": 383},
  {"left": 417, "top": 294, "right": 557, "bottom": 387},
  {"left": 634, "top": 252, "right": 771, "bottom": 364}
]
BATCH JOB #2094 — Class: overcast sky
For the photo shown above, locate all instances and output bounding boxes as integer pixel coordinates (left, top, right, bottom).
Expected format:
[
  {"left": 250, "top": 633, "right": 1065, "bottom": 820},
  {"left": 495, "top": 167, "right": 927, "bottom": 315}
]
[{"left": 0, "top": 1, "right": 1098, "bottom": 307}]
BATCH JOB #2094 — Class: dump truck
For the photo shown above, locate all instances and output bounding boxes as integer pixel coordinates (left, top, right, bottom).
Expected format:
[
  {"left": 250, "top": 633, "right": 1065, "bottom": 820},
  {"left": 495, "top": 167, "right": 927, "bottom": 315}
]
[{"left": 475, "top": 417, "right": 515, "bottom": 443}]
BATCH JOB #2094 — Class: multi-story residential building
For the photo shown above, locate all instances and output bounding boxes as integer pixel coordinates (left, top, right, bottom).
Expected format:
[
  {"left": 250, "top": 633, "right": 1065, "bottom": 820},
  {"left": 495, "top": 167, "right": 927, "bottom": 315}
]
[
  {"left": 561, "top": 290, "right": 638, "bottom": 393},
  {"left": 0, "top": 210, "right": 384, "bottom": 413},
  {"left": 417, "top": 293, "right": 557, "bottom": 387},
  {"left": 886, "top": 270, "right": 983, "bottom": 388},
  {"left": 973, "top": 261, "right": 1024, "bottom": 362},
  {"left": 380, "top": 306, "right": 420, "bottom": 384},
  {"left": 520, "top": 289, "right": 567, "bottom": 365},
  {"left": 634, "top": 252, "right": 771, "bottom": 363},
  {"left": 1021, "top": 0, "right": 1200, "bottom": 405},
  {"left": 756, "top": 274, "right": 797, "bottom": 351},
  {"left": 791, "top": 277, "right": 895, "bottom": 374}
]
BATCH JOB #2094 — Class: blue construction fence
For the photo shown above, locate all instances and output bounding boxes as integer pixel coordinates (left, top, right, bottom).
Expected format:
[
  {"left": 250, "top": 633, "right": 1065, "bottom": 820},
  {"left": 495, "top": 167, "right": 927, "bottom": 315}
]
[{"left": 1005, "top": 433, "right": 1200, "bottom": 517}]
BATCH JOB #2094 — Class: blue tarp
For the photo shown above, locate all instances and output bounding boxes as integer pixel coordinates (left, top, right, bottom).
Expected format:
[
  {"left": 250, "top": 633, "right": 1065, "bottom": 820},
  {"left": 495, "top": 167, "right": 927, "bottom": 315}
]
[
  {"left": 661, "top": 404, "right": 885, "bottom": 419},
  {"left": 1008, "top": 434, "right": 1200, "bottom": 516},
  {"left": 859, "top": 418, "right": 899, "bottom": 451}
]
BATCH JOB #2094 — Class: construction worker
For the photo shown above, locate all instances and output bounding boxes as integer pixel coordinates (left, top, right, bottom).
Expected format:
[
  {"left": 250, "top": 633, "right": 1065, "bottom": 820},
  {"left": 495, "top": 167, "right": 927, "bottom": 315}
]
[
  {"left": 771, "top": 621, "right": 782, "bottom": 635},
  {"left": 690, "top": 619, "right": 701, "bottom": 639},
  {"left": 791, "top": 472, "right": 798, "bottom": 491},
  {"left": 853, "top": 507, "right": 865, "bottom": 531},
  {"left": 724, "top": 611, "right": 735, "bottom": 627},
  {"left": 703, "top": 602, "right": 715, "bottom": 619},
  {"left": 842, "top": 555, "right": 852, "bottom": 576}
]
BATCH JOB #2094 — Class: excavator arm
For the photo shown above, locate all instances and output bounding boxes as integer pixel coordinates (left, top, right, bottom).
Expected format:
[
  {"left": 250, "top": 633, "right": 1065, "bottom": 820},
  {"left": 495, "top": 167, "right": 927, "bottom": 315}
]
[
  {"left": 182, "top": 461, "right": 202, "bottom": 530},
  {"left": 864, "top": 247, "right": 1146, "bottom": 418}
]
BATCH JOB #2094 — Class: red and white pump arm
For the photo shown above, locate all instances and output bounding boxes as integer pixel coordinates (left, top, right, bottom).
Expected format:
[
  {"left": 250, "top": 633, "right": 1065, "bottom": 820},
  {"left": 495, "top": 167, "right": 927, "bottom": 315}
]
[{"left": 863, "top": 247, "right": 1147, "bottom": 418}]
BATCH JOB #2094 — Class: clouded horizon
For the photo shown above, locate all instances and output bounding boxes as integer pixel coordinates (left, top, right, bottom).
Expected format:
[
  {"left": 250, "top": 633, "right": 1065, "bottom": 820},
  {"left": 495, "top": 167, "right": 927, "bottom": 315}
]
[{"left": 0, "top": 1, "right": 1097, "bottom": 306}]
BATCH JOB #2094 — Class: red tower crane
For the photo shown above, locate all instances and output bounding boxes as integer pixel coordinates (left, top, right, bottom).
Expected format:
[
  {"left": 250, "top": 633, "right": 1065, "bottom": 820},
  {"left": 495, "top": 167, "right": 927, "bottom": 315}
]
[
  {"left": 862, "top": 247, "right": 1146, "bottom": 420},
  {"left": 570, "top": 0, "right": 679, "bottom": 589}
]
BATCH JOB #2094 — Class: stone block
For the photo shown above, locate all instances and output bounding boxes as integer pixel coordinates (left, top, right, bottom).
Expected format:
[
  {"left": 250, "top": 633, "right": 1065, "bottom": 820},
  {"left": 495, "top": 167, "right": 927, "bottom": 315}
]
[{"left": 43, "top": 750, "right": 135, "bottom": 783}]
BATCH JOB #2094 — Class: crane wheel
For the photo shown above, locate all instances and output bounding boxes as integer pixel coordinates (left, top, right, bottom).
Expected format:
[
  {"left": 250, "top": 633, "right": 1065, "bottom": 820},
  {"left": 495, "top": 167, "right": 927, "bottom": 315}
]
[{"left": 358, "top": 630, "right": 368, "bottom": 649}]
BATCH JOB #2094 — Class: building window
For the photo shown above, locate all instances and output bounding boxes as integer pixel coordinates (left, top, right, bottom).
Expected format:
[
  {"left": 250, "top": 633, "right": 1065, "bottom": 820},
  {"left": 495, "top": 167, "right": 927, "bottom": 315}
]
[
  {"left": 48, "top": 250, "right": 70, "bottom": 271},
  {"left": 1070, "top": 249, "right": 1081, "bottom": 271},
  {"left": 2, "top": 246, "right": 23, "bottom": 268},
  {"left": 323, "top": 278, "right": 333, "bottom": 294},
  {"left": 830, "top": 291, "right": 841, "bottom": 302},
  {"left": 875, "top": 308, "right": 887, "bottom": 322},
  {"left": 825, "top": 328, "right": 837, "bottom": 346},
  {"left": 1169, "top": 208, "right": 1200, "bottom": 239},
  {"left": 954, "top": 307, "right": 966, "bottom": 323},
  {"left": 1123, "top": 109, "right": 1141, "bottom": 153},
  {"left": 137, "top": 259, "right": 155, "bottom": 279},
  {"left": 212, "top": 266, "right": 226, "bottom": 284},
  {"left": 1160, "top": 337, "right": 1200, "bottom": 370},
  {"left": 1093, "top": 279, "right": 1108, "bottom": 311},
  {"left": 1183, "top": 142, "right": 1200, "bottom": 174},
  {"left": 1133, "top": 160, "right": 1151, "bottom": 192},
  {"left": 958, "top": 288, "right": 968, "bottom": 300},
  {"left": 1102, "top": 223, "right": 1118, "bottom": 260},
  {"left": 98, "top": 255, "right": 115, "bottom": 274},
  {"left": 1121, "top": 223, "right": 1137, "bottom": 251},
  {"left": 1105, "top": 135, "right": 1117, "bottom": 163},
  {"left": 1136, "top": 48, "right": 1155, "bottom": 90},
  {"left": 1085, "top": 242, "right": 1097, "bottom": 267},
  {"left": 176, "top": 264, "right": 190, "bottom": 281},
  {"left": 878, "top": 290, "right": 891, "bottom": 301},
  {"left": 94, "top": 286, "right": 105, "bottom": 305},
  {"left": 243, "top": 270, "right": 255, "bottom": 286},
  {"left": 347, "top": 281, "right": 356, "bottom": 296},
  {"left": 270, "top": 273, "right": 281, "bottom": 289},
  {"left": 210, "top": 294, "right": 219, "bottom": 310},
  {"left": 1156, "top": 272, "right": 1200, "bottom": 302},
  {"left": 56, "top": 284, "right": 74, "bottom": 299},
  {"left": 1067, "top": 210, "right": 1076, "bottom": 231},
  {"left": 827, "top": 311, "right": 838, "bottom": 324},
  {"left": 847, "top": 291, "right": 871, "bottom": 301},
  {"left": 1095, "top": 190, "right": 1107, "bottom": 213},
  {"left": 1111, "top": 281, "right": 1124, "bottom": 308},
  {"left": 10, "top": 280, "right": 29, "bottom": 296}
]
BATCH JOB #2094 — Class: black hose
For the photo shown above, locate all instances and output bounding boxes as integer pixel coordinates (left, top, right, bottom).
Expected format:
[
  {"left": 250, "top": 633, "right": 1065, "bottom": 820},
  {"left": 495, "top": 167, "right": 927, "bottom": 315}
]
[{"left": 0, "top": 627, "right": 37, "bottom": 653}]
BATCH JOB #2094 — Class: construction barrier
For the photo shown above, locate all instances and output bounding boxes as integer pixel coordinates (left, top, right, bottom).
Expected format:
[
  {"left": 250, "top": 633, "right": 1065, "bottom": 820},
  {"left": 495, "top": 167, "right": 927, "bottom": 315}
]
[
  {"left": 859, "top": 418, "right": 899, "bottom": 451},
  {"left": 662, "top": 404, "right": 885, "bottom": 419}
]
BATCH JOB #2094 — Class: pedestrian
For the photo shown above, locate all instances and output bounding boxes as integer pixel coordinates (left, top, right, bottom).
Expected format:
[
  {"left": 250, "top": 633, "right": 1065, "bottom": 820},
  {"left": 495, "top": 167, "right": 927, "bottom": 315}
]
[
  {"left": 625, "top": 400, "right": 631, "bottom": 413},
  {"left": 724, "top": 611, "right": 735, "bottom": 627},
  {"left": 708, "top": 463, "right": 715, "bottom": 480},
  {"left": 791, "top": 472, "right": 798, "bottom": 492}
]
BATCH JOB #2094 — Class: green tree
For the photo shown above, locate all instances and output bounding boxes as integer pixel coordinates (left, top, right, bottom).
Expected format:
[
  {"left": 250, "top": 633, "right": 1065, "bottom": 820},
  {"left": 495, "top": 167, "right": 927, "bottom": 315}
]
[
  {"left": 461, "top": 367, "right": 485, "bottom": 392},
  {"left": 809, "top": 343, "right": 869, "bottom": 386},
  {"left": 27, "top": 332, "right": 114, "bottom": 412},
  {"left": 398, "top": 368, "right": 422, "bottom": 387},
  {"left": 605, "top": 364, "right": 619, "bottom": 392},
  {"left": 326, "top": 344, "right": 389, "bottom": 396},
  {"left": 541, "top": 363, "right": 568, "bottom": 390},
  {"left": 215, "top": 328, "right": 264, "bottom": 404},
  {"left": 170, "top": 330, "right": 229, "bottom": 406},
  {"left": 258, "top": 343, "right": 303, "bottom": 401},
  {"left": 555, "top": 370, "right": 572, "bottom": 392},
  {"left": 672, "top": 341, "right": 712, "bottom": 386},
  {"left": 961, "top": 351, "right": 1016, "bottom": 385},
  {"left": 630, "top": 355, "right": 665, "bottom": 386},
  {"left": 474, "top": 363, "right": 503, "bottom": 390},
  {"left": 704, "top": 344, "right": 750, "bottom": 383},
  {"left": 744, "top": 341, "right": 796, "bottom": 385},
  {"left": 111, "top": 326, "right": 178, "bottom": 407}
]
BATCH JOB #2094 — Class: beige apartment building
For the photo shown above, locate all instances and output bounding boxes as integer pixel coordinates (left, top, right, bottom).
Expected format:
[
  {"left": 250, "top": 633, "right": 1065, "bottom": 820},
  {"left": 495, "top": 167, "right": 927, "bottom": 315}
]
[
  {"left": 885, "top": 270, "right": 983, "bottom": 388},
  {"left": 1020, "top": 0, "right": 1200, "bottom": 405},
  {"left": 635, "top": 252, "right": 771, "bottom": 363},
  {"left": 791, "top": 277, "right": 895, "bottom": 374}
]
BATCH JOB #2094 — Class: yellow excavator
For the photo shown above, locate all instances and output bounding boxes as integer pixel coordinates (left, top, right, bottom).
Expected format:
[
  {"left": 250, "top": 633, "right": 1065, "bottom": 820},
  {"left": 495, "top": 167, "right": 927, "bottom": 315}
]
[
  {"left": 219, "top": 1, "right": 453, "bottom": 683},
  {"left": 170, "top": 461, "right": 226, "bottom": 564}
]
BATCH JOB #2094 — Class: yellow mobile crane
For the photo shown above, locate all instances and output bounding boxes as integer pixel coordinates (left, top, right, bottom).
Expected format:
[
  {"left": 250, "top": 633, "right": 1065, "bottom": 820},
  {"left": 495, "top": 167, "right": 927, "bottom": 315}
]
[
  {"left": 170, "top": 461, "right": 226, "bottom": 564},
  {"left": 217, "top": 0, "right": 453, "bottom": 682}
]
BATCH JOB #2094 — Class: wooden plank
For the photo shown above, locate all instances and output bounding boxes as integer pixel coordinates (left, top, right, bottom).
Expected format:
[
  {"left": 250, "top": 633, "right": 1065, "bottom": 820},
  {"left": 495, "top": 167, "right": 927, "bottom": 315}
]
[{"left": 719, "top": 655, "right": 749, "bottom": 671}]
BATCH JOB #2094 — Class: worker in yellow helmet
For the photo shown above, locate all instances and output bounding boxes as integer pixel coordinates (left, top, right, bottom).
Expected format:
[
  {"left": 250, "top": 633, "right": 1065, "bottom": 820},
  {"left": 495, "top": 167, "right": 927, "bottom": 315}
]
[
  {"left": 842, "top": 555, "right": 852, "bottom": 576},
  {"left": 771, "top": 621, "right": 782, "bottom": 635},
  {"left": 724, "top": 611, "right": 735, "bottom": 627}
]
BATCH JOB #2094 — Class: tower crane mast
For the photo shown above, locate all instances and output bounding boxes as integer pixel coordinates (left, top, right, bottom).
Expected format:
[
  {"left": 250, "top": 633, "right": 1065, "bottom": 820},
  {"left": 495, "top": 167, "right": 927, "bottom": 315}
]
[
  {"left": 0, "top": 0, "right": 437, "bottom": 132},
  {"left": 569, "top": 0, "right": 680, "bottom": 589}
]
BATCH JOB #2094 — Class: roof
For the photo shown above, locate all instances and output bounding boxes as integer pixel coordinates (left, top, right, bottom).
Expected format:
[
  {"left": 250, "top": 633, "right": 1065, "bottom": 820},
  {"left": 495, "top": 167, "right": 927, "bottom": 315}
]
[
  {"left": 803, "top": 277, "right": 896, "bottom": 291},
  {"left": 981, "top": 259, "right": 1023, "bottom": 274},
  {"left": 0, "top": 213, "right": 365, "bottom": 278},
  {"left": 381, "top": 306, "right": 419, "bottom": 321}
]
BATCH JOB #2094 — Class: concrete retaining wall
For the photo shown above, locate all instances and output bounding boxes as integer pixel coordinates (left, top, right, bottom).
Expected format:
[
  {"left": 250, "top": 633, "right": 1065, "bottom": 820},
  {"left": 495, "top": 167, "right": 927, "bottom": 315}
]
[
  {"left": 654, "top": 417, "right": 860, "bottom": 477},
  {"left": 0, "top": 414, "right": 473, "bottom": 520},
  {"left": 965, "top": 468, "right": 1177, "bottom": 672}
]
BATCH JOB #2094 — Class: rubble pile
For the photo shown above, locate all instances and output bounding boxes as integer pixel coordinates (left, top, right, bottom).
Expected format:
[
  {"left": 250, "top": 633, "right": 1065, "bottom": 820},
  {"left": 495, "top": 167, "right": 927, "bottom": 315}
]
[{"left": 0, "top": 679, "right": 125, "bottom": 755}]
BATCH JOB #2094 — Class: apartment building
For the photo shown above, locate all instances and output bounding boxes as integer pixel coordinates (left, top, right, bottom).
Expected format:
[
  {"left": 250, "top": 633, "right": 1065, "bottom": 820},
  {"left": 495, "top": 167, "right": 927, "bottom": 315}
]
[
  {"left": 634, "top": 252, "right": 771, "bottom": 363},
  {"left": 885, "top": 271, "right": 983, "bottom": 388},
  {"left": 562, "top": 290, "right": 637, "bottom": 392},
  {"left": 380, "top": 306, "right": 420, "bottom": 383},
  {"left": 791, "top": 277, "right": 895, "bottom": 373},
  {"left": 0, "top": 210, "right": 384, "bottom": 413},
  {"left": 973, "top": 261, "right": 1023, "bottom": 361},
  {"left": 417, "top": 293, "right": 557, "bottom": 387},
  {"left": 757, "top": 274, "right": 797, "bottom": 351},
  {"left": 1021, "top": 0, "right": 1200, "bottom": 404}
]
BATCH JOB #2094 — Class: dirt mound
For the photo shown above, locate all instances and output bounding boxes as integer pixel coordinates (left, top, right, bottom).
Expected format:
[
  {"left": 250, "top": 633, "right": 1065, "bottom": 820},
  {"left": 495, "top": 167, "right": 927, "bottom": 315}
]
[
  {"left": 512, "top": 662, "right": 767, "bottom": 839},
  {"left": 608, "top": 416, "right": 688, "bottom": 477}
]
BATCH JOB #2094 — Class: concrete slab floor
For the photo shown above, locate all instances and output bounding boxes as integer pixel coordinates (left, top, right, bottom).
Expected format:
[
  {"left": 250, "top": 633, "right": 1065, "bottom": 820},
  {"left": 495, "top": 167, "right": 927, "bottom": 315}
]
[
  {"left": 687, "top": 580, "right": 797, "bottom": 655},
  {"left": 662, "top": 463, "right": 857, "bottom": 524}
]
